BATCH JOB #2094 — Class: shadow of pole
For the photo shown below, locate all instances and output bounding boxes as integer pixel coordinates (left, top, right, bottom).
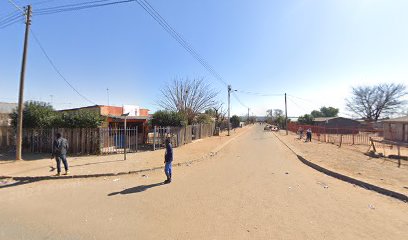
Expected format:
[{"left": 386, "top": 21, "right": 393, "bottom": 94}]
[{"left": 108, "top": 182, "right": 165, "bottom": 196}]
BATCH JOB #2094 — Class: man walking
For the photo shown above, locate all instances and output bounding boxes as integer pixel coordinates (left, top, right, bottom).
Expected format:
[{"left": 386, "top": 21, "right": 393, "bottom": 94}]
[
  {"left": 52, "top": 133, "right": 69, "bottom": 176},
  {"left": 306, "top": 128, "right": 312, "bottom": 142},
  {"left": 164, "top": 138, "right": 173, "bottom": 184}
]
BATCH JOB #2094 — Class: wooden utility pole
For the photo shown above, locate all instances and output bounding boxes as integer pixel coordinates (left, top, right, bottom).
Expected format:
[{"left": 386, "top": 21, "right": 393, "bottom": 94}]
[
  {"left": 16, "top": 5, "right": 32, "bottom": 160},
  {"left": 285, "top": 93, "right": 288, "bottom": 135},
  {"left": 227, "top": 85, "right": 231, "bottom": 136}
]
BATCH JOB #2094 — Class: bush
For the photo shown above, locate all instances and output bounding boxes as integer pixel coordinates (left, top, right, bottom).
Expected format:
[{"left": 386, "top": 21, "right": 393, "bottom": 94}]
[
  {"left": 11, "top": 101, "right": 57, "bottom": 128},
  {"left": 151, "top": 110, "right": 187, "bottom": 127},
  {"left": 11, "top": 101, "right": 104, "bottom": 129},
  {"left": 230, "top": 115, "right": 241, "bottom": 128},
  {"left": 195, "top": 113, "right": 214, "bottom": 124}
]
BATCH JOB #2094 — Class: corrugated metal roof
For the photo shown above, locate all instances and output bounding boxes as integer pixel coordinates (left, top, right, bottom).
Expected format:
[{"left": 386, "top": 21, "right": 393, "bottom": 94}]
[
  {"left": 105, "top": 115, "right": 150, "bottom": 120},
  {"left": 382, "top": 116, "right": 408, "bottom": 123},
  {"left": 313, "top": 117, "right": 338, "bottom": 122},
  {"left": 0, "top": 102, "right": 17, "bottom": 113}
]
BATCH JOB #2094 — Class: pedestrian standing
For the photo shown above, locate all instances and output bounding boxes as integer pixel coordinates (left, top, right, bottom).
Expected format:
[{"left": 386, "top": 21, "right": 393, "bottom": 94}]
[
  {"left": 306, "top": 128, "right": 312, "bottom": 142},
  {"left": 52, "top": 133, "right": 69, "bottom": 176},
  {"left": 164, "top": 138, "right": 173, "bottom": 184},
  {"left": 298, "top": 127, "right": 304, "bottom": 139}
]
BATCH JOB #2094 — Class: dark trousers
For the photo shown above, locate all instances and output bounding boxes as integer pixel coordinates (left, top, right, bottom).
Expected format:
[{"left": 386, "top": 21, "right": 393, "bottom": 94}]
[
  {"left": 56, "top": 154, "right": 68, "bottom": 173},
  {"left": 306, "top": 133, "right": 312, "bottom": 142}
]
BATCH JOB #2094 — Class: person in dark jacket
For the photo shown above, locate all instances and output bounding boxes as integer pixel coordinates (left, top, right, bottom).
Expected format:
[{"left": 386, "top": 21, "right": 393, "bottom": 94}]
[
  {"left": 306, "top": 128, "right": 312, "bottom": 142},
  {"left": 52, "top": 133, "right": 69, "bottom": 176},
  {"left": 164, "top": 138, "right": 173, "bottom": 184}
]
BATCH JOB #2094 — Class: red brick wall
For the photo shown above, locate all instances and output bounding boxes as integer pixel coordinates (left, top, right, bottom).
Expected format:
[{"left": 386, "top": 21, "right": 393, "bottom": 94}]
[
  {"left": 100, "top": 106, "right": 123, "bottom": 116},
  {"left": 139, "top": 109, "right": 149, "bottom": 116}
]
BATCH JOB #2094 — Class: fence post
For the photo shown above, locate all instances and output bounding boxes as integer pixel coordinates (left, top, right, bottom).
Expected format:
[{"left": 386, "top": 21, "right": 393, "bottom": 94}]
[
  {"left": 339, "top": 134, "right": 343, "bottom": 147},
  {"left": 352, "top": 134, "right": 355, "bottom": 145},
  {"left": 136, "top": 126, "right": 138, "bottom": 152},
  {"left": 153, "top": 126, "right": 156, "bottom": 151}
]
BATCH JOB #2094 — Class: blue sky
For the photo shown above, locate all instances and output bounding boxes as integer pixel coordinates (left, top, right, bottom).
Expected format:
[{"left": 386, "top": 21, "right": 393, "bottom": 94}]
[{"left": 1, "top": 0, "right": 407, "bottom": 118}]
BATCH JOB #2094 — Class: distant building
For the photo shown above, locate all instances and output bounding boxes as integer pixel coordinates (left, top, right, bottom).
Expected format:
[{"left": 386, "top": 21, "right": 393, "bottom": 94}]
[
  {"left": 0, "top": 102, "right": 17, "bottom": 126},
  {"left": 313, "top": 117, "right": 360, "bottom": 134},
  {"left": 382, "top": 116, "right": 408, "bottom": 143}
]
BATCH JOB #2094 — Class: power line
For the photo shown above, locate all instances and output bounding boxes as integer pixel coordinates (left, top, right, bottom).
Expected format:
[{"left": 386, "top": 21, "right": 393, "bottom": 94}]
[
  {"left": 232, "top": 92, "right": 248, "bottom": 109},
  {"left": 34, "top": 0, "right": 137, "bottom": 15},
  {"left": 7, "top": 0, "right": 25, "bottom": 13},
  {"left": 0, "top": 16, "right": 24, "bottom": 29},
  {"left": 134, "top": 0, "right": 228, "bottom": 87},
  {"left": 287, "top": 95, "right": 310, "bottom": 114},
  {"left": 236, "top": 90, "right": 283, "bottom": 97},
  {"left": 30, "top": 29, "right": 98, "bottom": 105},
  {"left": 287, "top": 94, "right": 317, "bottom": 109}
]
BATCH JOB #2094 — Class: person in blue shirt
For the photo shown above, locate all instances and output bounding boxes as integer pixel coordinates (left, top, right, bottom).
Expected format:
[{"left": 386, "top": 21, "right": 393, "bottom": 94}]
[{"left": 164, "top": 138, "right": 173, "bottom": 184}]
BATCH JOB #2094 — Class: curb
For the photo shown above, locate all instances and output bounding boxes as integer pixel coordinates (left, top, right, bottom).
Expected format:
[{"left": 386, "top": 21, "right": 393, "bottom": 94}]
[
  {"left": 272, "top": 132, "right": 408, "bottom": 203},
  {"left": 0, "top": 127, "right": 251, "bottom": 183}
]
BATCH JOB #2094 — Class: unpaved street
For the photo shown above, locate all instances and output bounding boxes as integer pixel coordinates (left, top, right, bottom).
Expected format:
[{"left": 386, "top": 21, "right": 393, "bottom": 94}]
[{"left": 1, "top": 126, "right": 407, "bottom": 239}]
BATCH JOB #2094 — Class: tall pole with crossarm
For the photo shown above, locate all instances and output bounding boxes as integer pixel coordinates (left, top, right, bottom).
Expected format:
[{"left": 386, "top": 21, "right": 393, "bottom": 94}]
[{"left": 16, "top": 5, "right": 32, "bottom": 160}]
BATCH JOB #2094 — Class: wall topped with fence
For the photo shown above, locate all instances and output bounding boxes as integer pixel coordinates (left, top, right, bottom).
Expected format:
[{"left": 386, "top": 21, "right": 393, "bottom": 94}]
[{"left": 287, "top": 122, "right": 383, "bottom": 146}]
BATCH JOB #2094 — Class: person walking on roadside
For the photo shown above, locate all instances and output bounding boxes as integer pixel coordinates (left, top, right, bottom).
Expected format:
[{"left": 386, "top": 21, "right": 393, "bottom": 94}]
[
  {"left": 298, "top": 127, "right": 304, "bottom": 140},
  {"left": 164, "top": 138, "right": 173, "bottom": 184},
  {"left": 52, "top": 133, "right": 69, "bottom": 176},
  {"left": 306, "top": 128, "right": 312, "bottom": 142}
]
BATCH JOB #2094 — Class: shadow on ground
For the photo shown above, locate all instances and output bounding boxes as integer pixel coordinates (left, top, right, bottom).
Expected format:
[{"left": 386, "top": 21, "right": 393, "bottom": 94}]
[
  {"left": 0, "top": 178, "right": 42, "bottom": 189},
  {"left": 108, "top": 182, "right": 165, "bottom": 196}
]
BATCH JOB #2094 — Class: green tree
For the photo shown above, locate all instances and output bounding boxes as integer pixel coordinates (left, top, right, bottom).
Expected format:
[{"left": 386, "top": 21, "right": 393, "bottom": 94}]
[
  {"left": 195, "top": 113, "right": 214, "bottom": 124},
  {"left": 311, "top": 110, "right": 323, "bottom": 118},
  {"left": 230, "top": 115, "right": 241, "bottom": 128},
  {"left": 55, "top": 110, "right": 104, "bottom": 128},
  {"left": 319, "top": 106, "right": 339, "bottom": 117},
  {"left": 151, "top": 110, "right": 187, "bottom": 127},
  {"left": 11, "top": 101, "right": 57, "bottom": 128},
  {"left": 310, "top": 107, "right": 338, "bottom": 118},
  {"left": 297, "top": 114, "right": 314, "bottom": 125},
  {"left": 11, "top": 101, "right": 104, "bottom": 129}
]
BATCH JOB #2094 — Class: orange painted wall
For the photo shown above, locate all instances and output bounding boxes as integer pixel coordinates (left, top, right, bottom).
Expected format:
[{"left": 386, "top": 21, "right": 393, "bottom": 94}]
[
  {"left": 139, "top": 109, "right": 149, "bottom": 116},
  {"left": 100, "top": 106, "right": 123, "bottom": 116}
]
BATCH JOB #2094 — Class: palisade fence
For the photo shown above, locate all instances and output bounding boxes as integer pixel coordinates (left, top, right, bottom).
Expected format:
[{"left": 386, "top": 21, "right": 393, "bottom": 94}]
[
  {"left": 0, "top": 123, "right": 216, "bottom": 155},
  {"left": 0, "top": 127, "right": 139, "bottom": 155},
  {"left": 287, "top": 123, "right": 383, "bottom": 146},
  {"left": 147, "top": 123, "right": 216, "bottom": 150}
]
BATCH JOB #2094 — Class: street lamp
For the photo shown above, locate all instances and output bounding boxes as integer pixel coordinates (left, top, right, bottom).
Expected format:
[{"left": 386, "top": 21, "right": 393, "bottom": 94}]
[
  {"left": 227, "top": 85, "right": 237, "bottom": 136},
  {"left": 121, "top": 113, "right": 129, "bottom": 160}
]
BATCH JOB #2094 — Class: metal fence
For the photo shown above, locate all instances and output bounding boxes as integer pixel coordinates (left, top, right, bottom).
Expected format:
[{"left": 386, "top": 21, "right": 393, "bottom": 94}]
[
  {"left": 99, "top": 127, "right": 139, "bottom": 154},
  {"left": 147, "top": 123, "right": 215, "bottom": 150},
  {"left": 288, "top": 123, "right": 383, "bottom": 146}
]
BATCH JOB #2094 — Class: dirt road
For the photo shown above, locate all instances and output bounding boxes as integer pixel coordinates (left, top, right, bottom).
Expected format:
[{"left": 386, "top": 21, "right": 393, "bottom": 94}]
[{"left": 1, "top": 126, "right": 407, "bottom": 239}]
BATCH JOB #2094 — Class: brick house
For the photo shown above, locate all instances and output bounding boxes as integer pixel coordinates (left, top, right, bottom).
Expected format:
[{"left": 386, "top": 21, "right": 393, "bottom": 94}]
[{"left": 60, "top": 104, "right": 150, "bottom": 140}]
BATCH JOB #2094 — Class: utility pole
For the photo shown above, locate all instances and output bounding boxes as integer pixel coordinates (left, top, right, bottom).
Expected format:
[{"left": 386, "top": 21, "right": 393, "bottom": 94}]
[
  {"left": 122, "top": 113, "right": 129, "bottom": 160},
  {"left": 16, "top": 5, "right": 32, "bottom": 160},
  {"left": 227, "top": 85, "right": 231, "bottom": 136},
  {"left": 285, "top": 93, "right": 288, "bottom": 135}
]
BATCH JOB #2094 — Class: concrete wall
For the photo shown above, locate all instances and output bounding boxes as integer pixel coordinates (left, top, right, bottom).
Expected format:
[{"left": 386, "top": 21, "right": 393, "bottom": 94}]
[{"left": 384, "top": 123, "right": 408, "bottom": 142}]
